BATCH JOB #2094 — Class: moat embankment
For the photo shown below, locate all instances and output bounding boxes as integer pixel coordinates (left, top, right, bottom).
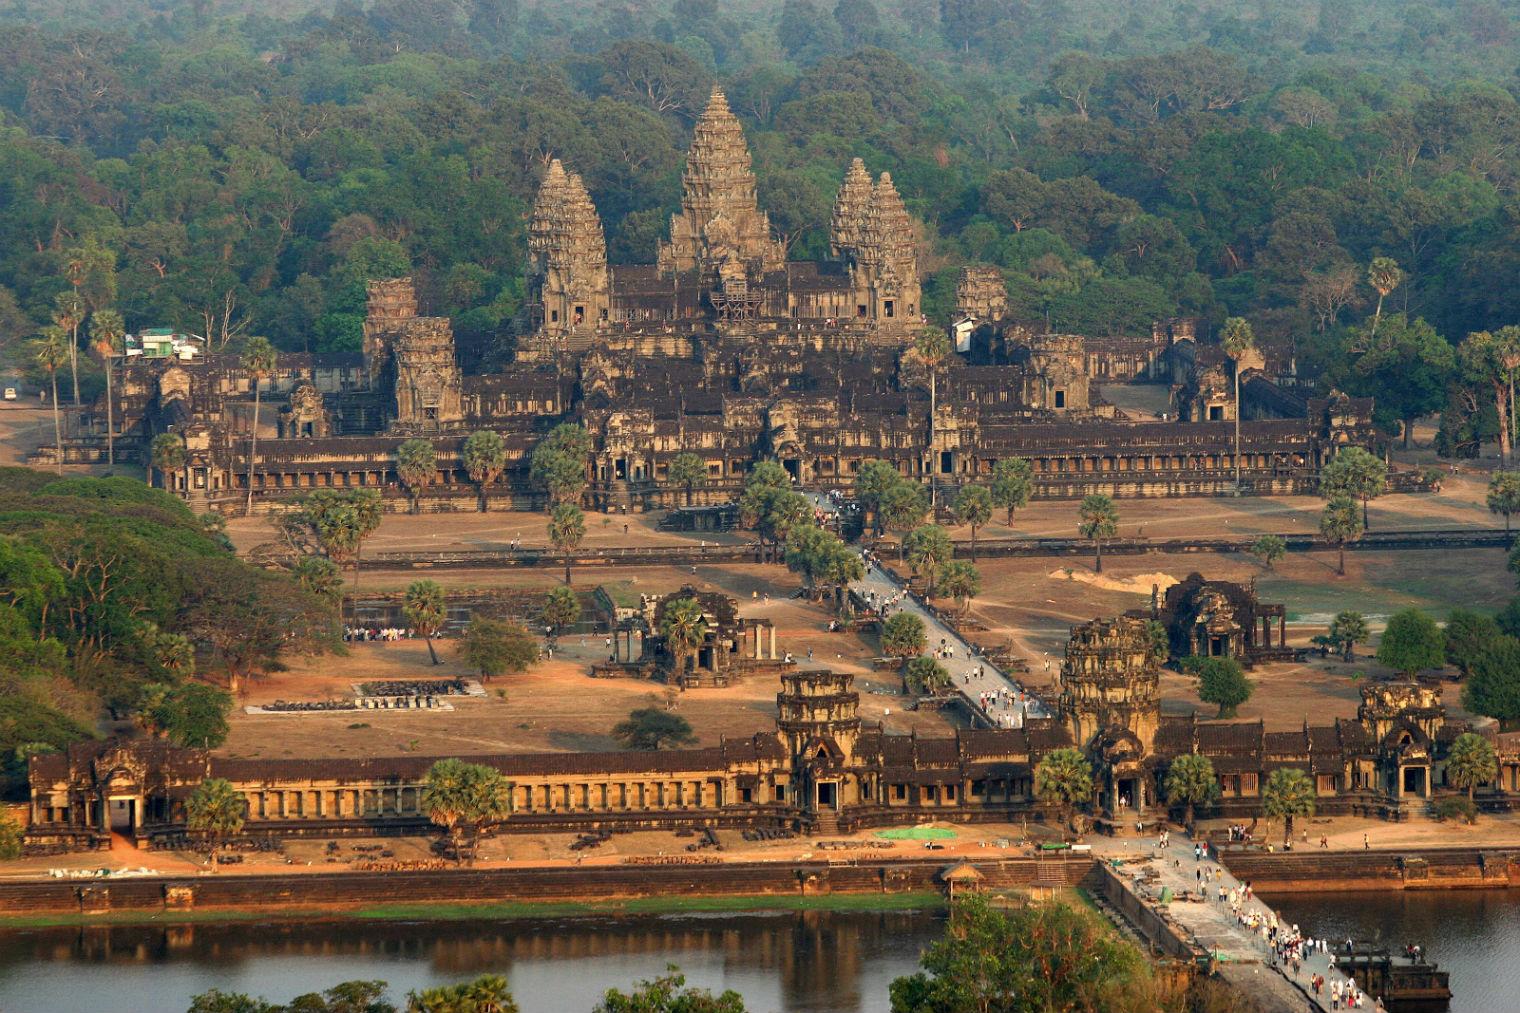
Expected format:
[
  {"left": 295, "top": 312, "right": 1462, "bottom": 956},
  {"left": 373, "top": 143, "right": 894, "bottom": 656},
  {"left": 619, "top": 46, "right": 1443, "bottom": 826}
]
[{"left": 1220, "top": 845, "right": 1520, "bottom": 893}]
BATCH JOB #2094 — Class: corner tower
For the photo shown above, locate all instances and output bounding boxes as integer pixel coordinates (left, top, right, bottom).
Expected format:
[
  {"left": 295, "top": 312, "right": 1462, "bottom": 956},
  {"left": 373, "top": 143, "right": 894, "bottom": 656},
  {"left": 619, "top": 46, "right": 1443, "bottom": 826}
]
[
  {"left": 777, "top": 669, "right": 861, "bottom": 761},
  {"left": 658, "top": 89, "right": 784, "bottom": 278},
  {"left": 1058, "top": 616, "right": 1160, "bottom": 754},
  {"left": 528, "top": 159, "right": 610, "bottom": 347},
  {"left": 846, "top": 172, "right": 921, "bottom": 334}
]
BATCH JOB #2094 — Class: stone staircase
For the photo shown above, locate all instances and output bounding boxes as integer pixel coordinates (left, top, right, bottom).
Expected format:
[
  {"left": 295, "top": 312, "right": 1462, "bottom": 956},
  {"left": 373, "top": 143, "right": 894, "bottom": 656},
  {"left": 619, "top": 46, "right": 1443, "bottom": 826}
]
[{"left": 810, "top": 810, "right": 840, "bottom": 836}]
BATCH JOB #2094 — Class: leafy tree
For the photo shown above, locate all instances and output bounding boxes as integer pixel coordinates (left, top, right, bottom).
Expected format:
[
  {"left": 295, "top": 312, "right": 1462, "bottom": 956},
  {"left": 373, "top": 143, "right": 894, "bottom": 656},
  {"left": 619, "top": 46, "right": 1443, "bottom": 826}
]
[
  {"left": 667, "top": 452, "right": 707, "bottom": 507},
  {"left": 658, "top": 595, "right": 708, "bottom": 679},
  {"left": 905, "top": 655, "right": 951, "bottom": 696},
  {"left": 150, "top": 432, "right": 186, "bottom": 492},
  {"left": 1184, "top": 656, "right": 1253, "bottom": 718},
  {"left": 1220, "top": 316, "right": 1255, "bottom": 494},
  {"left": 186, "top": 777, "right": 245, "bottom": 869},
  {"left": 938, "top": 560, "right": 980, "bottom": 616},
  {"left": 541, "top": 585, "right": 581, "bottom": 642},
  {"left": 881, "top": 611, "right": 927, "bottom": 660},
  {"left": 420, "top": 759, "right": 512, "bottom": 863},
  {"left": 613, "top": 707, "right": 697, "bottom": 750},
  {"left": 1164, "top": 753, "right": 1219, "bottom": 825},
  {"left": 739, "top": 482, "right": 810, "bottom": 564},
  {"left": 395, "top": 439, "right": 437, "bottom": 515},
  {"left": 596, "top": 967, "right": 744, "bottom": 1013},
  {"left": 879, "top": 481, "right": 929, "bottom": 560},
  {"left": 460, "top": 618, "right": 538, "bottom": 681},
  {"left": 1446, "top": 609, "right": 1502, "bottom": 676},
  {"left": 1489, "top": 472, "right": 1520, "bottom": 533},
  {"left": 0, "top": 808, "right": 22, "bottom": 860},
  {"left": 88, "top": 308, "right": 125, "bottom": 467},
  {"left": 240, "top": 336, "right": 278, "bottom": 516},
  {"left": 1329, "top": 611, "right": 1369, "bottom": 662},
  {"left": 1077, "top": 493, "right": 1118, "bottom": 573},
  {"left": 989, "top": 457, "right": 1033, "bottom": 528},
  {"left": 854, "top": 459, "right": 902, "bottom": 536},
  {"left": 1376, "top": 608, "right": 1446, "bottom": 678},
  {"left": 408, "top": 975, "right": 516, "bottom": 1013},
  {"left": 889, "top": 896, "right": 1160, "bottom": 1013},
  {"left": 951, "top": 484, "right": 992, "bottom": 561},
  {"left": 1320, "top": 447, "right": 1387, "bottom": 530},
  {"left": 529, "top": 423, "right": 592, "bottom": 506},
  {"left": 1318, "top": 494, "right": 1362, "bottom": 576},
  {"left": 403, "top": 579, "right": 448, "bottom": 665},
  {"left": 1034, "top": 747, "right": 1093, "bottom": 827},
  {"left": 904, "top": 524, "right": 953, "bottom": 594},
  {"left": 154, "top": 683, "right": 233, "bottom": 748},
  {"left": 1463, "top": 635, "right": 1520, "bottom": 724},
  {"left": 461, "top": 430, "right": 507, "bottom": 512},
  {"left": 1350, "top": 314, "right": 1454, "bottom": 448},
  {"left": 1446, "top": 732, "right": 1497, "bottom": 803},
  {"left": 1249, "top": 534, "right": 1286, "bottom": 570},
  {"left": 547, "top": 502, "right": 585, "bottom": 584},
  {"left": 1262, "top": 768, "right": 1315, "bottom": 849}
]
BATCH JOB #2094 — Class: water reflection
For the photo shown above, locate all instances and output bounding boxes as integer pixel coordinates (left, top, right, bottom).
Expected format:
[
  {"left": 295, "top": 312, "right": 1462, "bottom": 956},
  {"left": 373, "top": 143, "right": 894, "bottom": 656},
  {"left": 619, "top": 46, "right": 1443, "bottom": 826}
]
[{"left": 0, "top": 909, "right": 945, "bottom": 1013}]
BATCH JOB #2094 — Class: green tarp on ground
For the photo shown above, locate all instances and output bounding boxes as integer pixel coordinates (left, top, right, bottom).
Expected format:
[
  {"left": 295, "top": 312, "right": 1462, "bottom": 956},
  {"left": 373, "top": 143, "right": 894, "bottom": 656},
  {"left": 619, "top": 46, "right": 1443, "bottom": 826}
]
[{"left": 874, "top": 826, "right": 958, "bottom": 840}]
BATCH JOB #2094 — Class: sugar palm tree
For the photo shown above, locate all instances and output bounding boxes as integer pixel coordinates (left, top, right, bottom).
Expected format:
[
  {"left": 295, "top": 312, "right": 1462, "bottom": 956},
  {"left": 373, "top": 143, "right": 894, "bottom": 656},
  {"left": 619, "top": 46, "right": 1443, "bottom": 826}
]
[
  {"left": 241, "top": 336, "right": 278, "bottom": 514},
  {"left": 1164, "top": 753, "right": 1219, "bottom": 826},
  {"left": 1220, "top": 317, "right": 1256, "bottom": 496},
  {"left": 1446, "top": 732, "right": 1497, "bottom": 803},
  {"left": 547, "top": 502, "right": 585, "bottom": 584},
  {"left": 1319, "top": 495, "right": 1363, "bottom": 576},
  {"left": 659, "top": 595, "right": 709, "bottom": 681},
  {"left": 150, "top": 432, "right": 187, "bottom": 492},
  {"left": 32, "top": 327, "right": 69, "bottom": 475},
  {"left": 1077, "top": 493, "right": 1119, "bottom": 573},
  {"left": 403, "top": 579, "right": 447, "bottom": 665},
  {"left": 395, "top": 438, "right": 437, "bottom": 514},
  {"left": 420, "top": 758, "right": 512, "bottom": 864},
  {"left": 1366, "top": 257, "right": 1404, "bottom": 343},
  {"left": 938, "top": 559, "right": 980, "bottom": 617},
  {"left": 952, "top": 484, "right": 993, "bottom": 561},
  {"left": 88, "top": 309, "right": 125, "bottom": 467},
  {"left": 1262, "top": 767, "right": 1315, "bottom": 849},
  {"left": 461, "top": 429, "right": 506, "bottom": 512},
  {"left": 186, "top": 777, "right": 245, "bottom": 870},
  {"left": 51, "top": 290, "right": 83, "bottom": 405},
  {"left": 1035, "top": 747, "right": 1093, "bottom": 831}
]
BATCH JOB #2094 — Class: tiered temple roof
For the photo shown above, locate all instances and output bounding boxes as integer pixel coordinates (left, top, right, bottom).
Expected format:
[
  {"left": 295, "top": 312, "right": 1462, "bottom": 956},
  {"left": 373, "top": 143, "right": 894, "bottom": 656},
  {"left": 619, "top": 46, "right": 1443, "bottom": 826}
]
[{"left": 830, "top": 157, "right": 874, "bottom": 258}]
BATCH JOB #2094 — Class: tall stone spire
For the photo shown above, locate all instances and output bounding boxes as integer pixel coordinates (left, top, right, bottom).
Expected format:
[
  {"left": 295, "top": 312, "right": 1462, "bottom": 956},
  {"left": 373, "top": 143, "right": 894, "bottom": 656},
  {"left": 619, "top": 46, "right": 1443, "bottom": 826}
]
[
  {"left": 658, "top": 88, "right": 784, "bottom": 277},
  {"left": 527, "top": 158, "right": 610, "bottom": 341},
  {"left": 830, "top": 157, "right": 873, "bottom": 259},
  {"left": 861, "top": 172, "right": 916, "bottom": 269},
  {"left": 846, "top": 171, "right": 922, "bottom": 335}
]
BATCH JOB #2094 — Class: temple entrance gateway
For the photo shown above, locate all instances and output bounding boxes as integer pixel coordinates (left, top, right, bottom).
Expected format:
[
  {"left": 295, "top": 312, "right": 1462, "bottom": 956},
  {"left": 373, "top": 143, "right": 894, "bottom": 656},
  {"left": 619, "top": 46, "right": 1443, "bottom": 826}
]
[
  {"left": 106, "top": 797, "right": 135, "bottom": 834},
  {"left": 1402, "top": 766, "right": 1429, "bottom": 797},
  {"left": 817, "top": 782, "right": 837, "bottom": 809}
]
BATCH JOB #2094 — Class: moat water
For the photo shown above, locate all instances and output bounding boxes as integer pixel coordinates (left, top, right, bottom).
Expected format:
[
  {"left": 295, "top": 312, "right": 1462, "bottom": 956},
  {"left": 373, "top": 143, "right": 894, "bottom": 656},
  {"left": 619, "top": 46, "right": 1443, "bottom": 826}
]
[
  {"left": 0, "top": 909, "right": 942, "bottom": 1013},
  {"left": 1, "top": 893, "right": 1518, "bottom": 1012}
]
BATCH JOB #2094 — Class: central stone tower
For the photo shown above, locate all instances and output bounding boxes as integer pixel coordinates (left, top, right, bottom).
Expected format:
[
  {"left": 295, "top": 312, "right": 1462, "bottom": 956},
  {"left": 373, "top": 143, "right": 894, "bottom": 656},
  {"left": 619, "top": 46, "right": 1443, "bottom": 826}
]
[
  {"left": 658, "top": 89, "right": 785, "bottom": 279},
  {"left": 527, "top": 159, "right": 610, "bottom": 349}
]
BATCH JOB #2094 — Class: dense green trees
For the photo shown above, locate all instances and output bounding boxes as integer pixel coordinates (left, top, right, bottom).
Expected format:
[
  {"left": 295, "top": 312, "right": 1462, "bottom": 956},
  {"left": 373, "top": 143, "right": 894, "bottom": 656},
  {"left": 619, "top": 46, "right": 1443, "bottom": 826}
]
[
  {"left": 460, "top": 618, "right": 538, "bottom": 681},
  {"left": 1376, "top": 608, "right": 1446, "bottom": 678},
  {"left": 1184, "top": 656, "right": 1253, "bottom": 718}
]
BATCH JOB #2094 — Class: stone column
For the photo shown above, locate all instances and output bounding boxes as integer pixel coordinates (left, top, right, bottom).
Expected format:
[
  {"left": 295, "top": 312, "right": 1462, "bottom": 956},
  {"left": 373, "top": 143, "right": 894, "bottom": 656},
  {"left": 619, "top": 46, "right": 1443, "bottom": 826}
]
[{"left": 769, "top": 625, "right": 777, "bottom": 660}]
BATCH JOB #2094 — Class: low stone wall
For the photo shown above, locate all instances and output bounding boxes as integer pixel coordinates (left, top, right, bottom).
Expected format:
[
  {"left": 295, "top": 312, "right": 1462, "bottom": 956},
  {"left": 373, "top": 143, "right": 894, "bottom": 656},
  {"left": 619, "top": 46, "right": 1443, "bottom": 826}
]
[
  {"left": 0, "top": 855, "right": 1098, "bottom": 919},
  {"left": 1221, "top": 847, "right": 1520, "bottom": 892},
  {"left": 1092, "top": 861, "right": 1212, "bottom": 965}
]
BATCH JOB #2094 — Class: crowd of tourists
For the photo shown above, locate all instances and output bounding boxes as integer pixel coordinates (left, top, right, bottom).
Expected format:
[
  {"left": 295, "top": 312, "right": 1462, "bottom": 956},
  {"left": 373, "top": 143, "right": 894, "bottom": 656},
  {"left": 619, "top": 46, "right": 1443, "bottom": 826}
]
[{"left": 343, "top": 625, "right": 420, "bottom": 643}]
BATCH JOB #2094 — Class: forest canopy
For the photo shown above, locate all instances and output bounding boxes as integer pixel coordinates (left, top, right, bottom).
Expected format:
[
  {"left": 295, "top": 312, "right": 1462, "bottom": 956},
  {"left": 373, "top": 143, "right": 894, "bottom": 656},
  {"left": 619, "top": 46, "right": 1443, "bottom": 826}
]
[{"left": 1, "top": 0, "right": 1520, "bottom": 443}]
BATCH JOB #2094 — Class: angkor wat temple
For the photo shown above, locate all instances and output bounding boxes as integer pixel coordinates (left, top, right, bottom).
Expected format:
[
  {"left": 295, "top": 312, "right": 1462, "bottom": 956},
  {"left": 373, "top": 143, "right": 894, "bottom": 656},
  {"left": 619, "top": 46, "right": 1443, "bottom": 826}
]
[
  {"left": 61, "top": 87, "right": 1387, "bottom": 511},
  {"left": 26, "top": 617, "right": 1514, "bottom": 852}
]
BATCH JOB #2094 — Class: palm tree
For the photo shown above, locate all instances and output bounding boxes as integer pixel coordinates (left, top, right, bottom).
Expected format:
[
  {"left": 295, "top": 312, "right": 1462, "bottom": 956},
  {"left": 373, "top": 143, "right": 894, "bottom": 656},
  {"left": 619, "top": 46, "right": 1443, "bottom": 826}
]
[
  {"left": 150, "top": 432, "right": 187, "bottom": 492},
  {"left": 1319, "top": 495, "right": 1363, "bottom": 576},
  {"left": 88, "top": 309, "right": 125, "bottom": 467},
  {"left": 541, "top": 584, "right": 581, "bottom": 644},
  {"left": 659, "top": 595, "right": 709, "bottom": 681},
  {"left": 668, "top": 451, "right": 707, "bottom": 507},
  {"left": 420, "top": 759, "right": 512, "bottom": 864},
  {"left": 1164, "top": 753, "right": 1218, "bottom": 826},
  {"left": 1220, "top": 317, "right": 1256, "bottom": 496},
  {"left": 1035, "top": 747, "right": 1093, "bottom": 831},
  {"left": 547, "top": 502, "right": 585, "bottom": 584},
  {"left": 395, "top": 438, "right": 438, "bottom": 514},
  {"left": 1262, "top": 768, "right": 1315, "bottom": 849},
  {"left": 32, "top": 327, "right": 69, "bottom": 475},
  {"left": 403, "top": 579, "right": 448, "bottom": 665},
  {"left": 52, "top": 290, "right": 83, "bottom": 405},
  {"left": 1446, "top": 732, "right": 1497, "bottom": 803},
  {"left": 1488, "top": 472, "right": 1520, "bottom": 534},
  {"left": 186, "top": 777, "right": 246, "bottom": 870},
  {"left": 938, "top": 559, "right": 980, "bottom": 617},
  {"left": 990, "top": 457, "right": 1033, "bottom": 528},
  {"left": 240, "top": 336, "right": 278, "bottom": 515},
  {"left": 1329, "top": 611, "right": 1369, "bottom": 662},
  {"left": 461, "top": 430, "right": 506, "bottom": 512},
  {"left": 408, "top": 975, "right": 518, "bottom": 1013},
  {"left": 1077, "top": 493, "right": 1119, "bottom": 573},
  {"left": 953, "top": 484, "right": 993, "bottom": 561},
  {"left": 1366, "top": 257, "right": 1404, "bottom": 343}
]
